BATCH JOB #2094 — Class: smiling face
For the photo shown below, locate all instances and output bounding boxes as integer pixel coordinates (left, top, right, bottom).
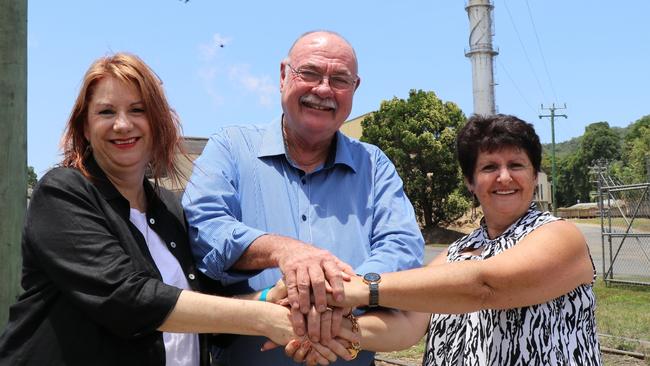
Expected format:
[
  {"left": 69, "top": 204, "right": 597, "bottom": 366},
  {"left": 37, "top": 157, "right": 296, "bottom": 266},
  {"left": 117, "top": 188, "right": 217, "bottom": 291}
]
[
  {"left": 280, "top": 32, "right": 360, "bottom": 144},
  {"left": 467, "top": 146, "right": 538, "bottom": 237},
  {"left": 84, "top": 76, "right": 152, "bottom": 180}
]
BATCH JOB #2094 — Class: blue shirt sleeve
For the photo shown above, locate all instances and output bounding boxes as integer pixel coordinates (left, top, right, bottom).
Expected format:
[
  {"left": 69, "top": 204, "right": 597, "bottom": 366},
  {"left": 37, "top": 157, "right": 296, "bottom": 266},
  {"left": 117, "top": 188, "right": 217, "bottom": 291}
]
[
  {"left": 354, "top": 149, "right": 424, "bottom": 275},
  {"left": 182, "top": 131, "right": 266, "bottom": 284}
]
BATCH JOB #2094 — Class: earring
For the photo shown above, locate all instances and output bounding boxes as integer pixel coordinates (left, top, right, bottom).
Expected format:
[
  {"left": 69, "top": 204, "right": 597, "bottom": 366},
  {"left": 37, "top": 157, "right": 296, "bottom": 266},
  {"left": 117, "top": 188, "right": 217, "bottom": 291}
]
[{"left": 83, "top": 144, "right": 92, "bottom": 158}]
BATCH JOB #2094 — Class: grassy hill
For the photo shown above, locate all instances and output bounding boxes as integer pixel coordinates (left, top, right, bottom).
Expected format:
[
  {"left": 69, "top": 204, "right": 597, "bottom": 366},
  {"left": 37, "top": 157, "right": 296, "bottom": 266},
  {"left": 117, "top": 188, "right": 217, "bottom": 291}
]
[{"left": 541, "top": 125, "right": 629, "bottom": 159}]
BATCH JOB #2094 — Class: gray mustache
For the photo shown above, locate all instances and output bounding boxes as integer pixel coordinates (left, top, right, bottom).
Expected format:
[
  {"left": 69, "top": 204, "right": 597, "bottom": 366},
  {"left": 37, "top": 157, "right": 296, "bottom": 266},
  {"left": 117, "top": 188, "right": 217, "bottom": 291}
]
[{"left": 300, "top": 94, "right": 337, "bottom": 110}]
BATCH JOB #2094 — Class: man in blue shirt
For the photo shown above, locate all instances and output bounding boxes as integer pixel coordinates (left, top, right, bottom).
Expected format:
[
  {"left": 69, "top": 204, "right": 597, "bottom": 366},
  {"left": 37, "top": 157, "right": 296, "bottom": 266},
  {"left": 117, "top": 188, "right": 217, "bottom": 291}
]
[{"left": 182, "top": 30, "right": 424, "bottom": 365}]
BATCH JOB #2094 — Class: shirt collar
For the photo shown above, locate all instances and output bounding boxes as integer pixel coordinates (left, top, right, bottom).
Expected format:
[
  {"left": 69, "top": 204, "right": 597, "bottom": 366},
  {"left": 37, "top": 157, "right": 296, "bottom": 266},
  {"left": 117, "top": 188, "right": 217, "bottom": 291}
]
[
  {"left": 84, "top": 154, "right": 160, "bottom": 219},
  {"left": 257, "top": 117, "right": 357, "bottom": 173},
  {"left": 257, "top": 118, "right": 286, "bottom": 158},
  {"left": 85, "top": 155, "right": 125, "bottom": 202},
  {"left": 479, "top": 202, "right": 539, "bottom": 242}
]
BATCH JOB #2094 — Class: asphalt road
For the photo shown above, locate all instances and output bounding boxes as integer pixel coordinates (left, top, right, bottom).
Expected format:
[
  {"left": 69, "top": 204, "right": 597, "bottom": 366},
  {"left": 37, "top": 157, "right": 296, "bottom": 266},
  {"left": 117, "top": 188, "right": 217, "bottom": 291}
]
[
  {"left": 578, "top": 223, "right": 650, "bottom": 279},
  {"left": 423, "top": 223, "right": 650, "bottom": 281}
]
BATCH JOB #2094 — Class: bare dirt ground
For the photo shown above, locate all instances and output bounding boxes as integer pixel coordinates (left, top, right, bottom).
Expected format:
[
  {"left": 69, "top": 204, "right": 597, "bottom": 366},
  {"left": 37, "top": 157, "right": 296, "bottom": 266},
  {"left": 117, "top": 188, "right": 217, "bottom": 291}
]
[{"left": 421, "top": 208, "right": 482, "bottom": 245}]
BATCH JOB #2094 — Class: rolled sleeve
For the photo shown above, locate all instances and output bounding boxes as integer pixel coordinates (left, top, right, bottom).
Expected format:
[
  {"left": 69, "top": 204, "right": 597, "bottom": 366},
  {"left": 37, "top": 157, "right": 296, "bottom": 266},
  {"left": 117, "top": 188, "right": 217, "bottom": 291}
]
[
  {"left": 355, "top": 150, "right": 424, "bottom": 275},
  {"left": 183, "top": 132, "right": 267, "bottom": 284}
]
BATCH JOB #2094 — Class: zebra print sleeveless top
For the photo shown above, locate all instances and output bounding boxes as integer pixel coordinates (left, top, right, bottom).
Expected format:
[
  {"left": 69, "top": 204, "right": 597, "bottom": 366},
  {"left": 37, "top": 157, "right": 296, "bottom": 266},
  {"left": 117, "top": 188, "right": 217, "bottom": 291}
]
[{"left": 422, "top": 205, "right": 602, "bottom": 366}]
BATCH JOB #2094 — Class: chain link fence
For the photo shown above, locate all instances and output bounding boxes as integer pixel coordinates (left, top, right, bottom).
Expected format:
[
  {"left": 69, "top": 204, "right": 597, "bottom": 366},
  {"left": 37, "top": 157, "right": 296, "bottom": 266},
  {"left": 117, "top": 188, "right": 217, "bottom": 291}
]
[{"left": 593, "top": 164, "right": 650, "bottom": 286}]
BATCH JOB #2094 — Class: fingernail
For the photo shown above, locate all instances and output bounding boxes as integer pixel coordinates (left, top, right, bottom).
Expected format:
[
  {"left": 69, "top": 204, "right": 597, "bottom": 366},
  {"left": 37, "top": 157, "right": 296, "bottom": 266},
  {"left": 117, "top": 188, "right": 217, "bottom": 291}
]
[{"left": 336, "top": 294, "right": 343, "bottom": 302}]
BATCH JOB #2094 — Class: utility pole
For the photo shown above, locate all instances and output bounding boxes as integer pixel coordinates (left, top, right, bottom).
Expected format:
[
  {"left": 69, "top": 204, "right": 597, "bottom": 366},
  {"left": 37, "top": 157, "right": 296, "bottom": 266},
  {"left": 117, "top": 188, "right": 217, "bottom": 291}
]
[
  {"left": 0, "top": 0, "right": 27, "bottom": 326},
  {"left": 539, "top": 103, "right": 567, "bottom": 216}
]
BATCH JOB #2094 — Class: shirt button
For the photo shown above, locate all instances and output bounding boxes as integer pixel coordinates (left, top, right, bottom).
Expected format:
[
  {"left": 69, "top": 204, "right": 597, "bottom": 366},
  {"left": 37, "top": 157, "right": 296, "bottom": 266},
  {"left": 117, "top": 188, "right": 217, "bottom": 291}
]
[
  {"left": 170, "top": 241, "right": 177, "bottom": 248},
  {"left": 301, "top": 178, "right": 306, "bottom": 185},
  {"left": 188, "top": 273, "right": 196, "bottom": 280},
  {"left": 149, "top": 218, "right": 155, "bottom": 225},
  {"left": 301, "top": 214, "right": 307, "bottom": 221}
]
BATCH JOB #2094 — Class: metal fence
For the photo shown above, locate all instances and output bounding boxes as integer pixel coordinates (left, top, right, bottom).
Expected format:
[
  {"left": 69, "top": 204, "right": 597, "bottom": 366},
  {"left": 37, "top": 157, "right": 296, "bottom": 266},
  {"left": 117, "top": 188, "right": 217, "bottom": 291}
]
[{"left": 594, "top": 166, "right": 650, "bottom": 286}]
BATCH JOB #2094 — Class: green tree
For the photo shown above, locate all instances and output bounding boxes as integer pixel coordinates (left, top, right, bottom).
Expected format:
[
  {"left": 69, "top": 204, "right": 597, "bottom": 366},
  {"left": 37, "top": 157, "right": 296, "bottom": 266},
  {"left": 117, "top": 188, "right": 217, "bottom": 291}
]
[
  {"left": 555, "top": 154, "right": 584, "bottom": 206},
  {"left": 579, "top": 121, "right": 621, "bottom": 165},
  {"left": 27, "top": 166, "right": 37, "bottom": 188},
  {"left": 617, "top": 115, "right": 650, "bottom": 183},
  {"left": 361, "top": 89, "right": 469, "bottom": 228},
  {"left": 556, "top": 121, "right": 622, "bottom": 205}
]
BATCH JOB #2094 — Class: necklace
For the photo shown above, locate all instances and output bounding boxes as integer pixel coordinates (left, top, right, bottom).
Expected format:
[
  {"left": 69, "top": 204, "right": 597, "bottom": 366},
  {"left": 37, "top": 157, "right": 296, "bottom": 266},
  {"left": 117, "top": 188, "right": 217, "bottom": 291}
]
[{"left": 282, "top": 118, "right": 296, "bottom": 165}]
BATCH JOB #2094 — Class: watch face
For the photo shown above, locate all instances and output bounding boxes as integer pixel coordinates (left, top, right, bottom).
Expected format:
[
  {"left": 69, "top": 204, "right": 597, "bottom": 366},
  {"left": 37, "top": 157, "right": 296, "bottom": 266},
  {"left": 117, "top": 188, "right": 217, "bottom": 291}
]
[{"left": 364, "top": 272, "right": 381, "bottom": 283}]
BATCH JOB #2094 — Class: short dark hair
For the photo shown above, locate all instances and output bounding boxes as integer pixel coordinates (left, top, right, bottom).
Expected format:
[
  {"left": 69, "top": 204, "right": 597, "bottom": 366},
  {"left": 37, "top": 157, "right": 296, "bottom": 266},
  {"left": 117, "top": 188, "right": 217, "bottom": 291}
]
[{"left": 456, "top": 114, "right": 542, "bottom": 183}]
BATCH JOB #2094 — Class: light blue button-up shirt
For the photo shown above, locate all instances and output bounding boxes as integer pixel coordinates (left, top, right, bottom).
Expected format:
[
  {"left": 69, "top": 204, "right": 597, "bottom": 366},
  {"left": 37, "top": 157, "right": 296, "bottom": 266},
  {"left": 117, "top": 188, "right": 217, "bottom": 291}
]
[{"left": 182, "top": 121, "right": 424, "bottom": 366}]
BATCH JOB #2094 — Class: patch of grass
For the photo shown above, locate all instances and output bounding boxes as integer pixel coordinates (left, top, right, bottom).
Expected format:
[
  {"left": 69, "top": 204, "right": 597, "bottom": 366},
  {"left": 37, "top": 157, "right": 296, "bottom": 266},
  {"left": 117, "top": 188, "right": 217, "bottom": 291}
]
[
  {"left": 594, "top": 279, "right": 650, "bottom": 348},
  {"left": 571, "top": 217, "right": 650, "bottom": 232},
  {"left": 377, "top": 337, "right": 425, "bottom": 365}
]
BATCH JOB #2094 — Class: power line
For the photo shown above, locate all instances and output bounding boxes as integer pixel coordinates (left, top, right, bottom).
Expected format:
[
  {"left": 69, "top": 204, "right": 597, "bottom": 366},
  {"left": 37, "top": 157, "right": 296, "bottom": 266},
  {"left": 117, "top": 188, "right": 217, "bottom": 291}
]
[
  {"left": 497, "top": 58, "right": 538, "bottom": 114},
  {"left": 524, "top": 0, "right": 559, "bottom": 102},
  {"left": 502, "top": 0, "right": 548, "bottom": 102}
]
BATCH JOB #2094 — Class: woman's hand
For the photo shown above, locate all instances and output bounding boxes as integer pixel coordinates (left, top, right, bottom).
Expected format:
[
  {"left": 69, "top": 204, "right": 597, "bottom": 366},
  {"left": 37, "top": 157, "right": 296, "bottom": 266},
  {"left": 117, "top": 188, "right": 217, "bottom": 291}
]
[
  {"left": 259, "top": 304, "right": 296, "bottom": 347},
  {"left": 283, "top": 311, "right": 361, "bottom": 364},
  {"left": 266, "top": 278, "right": 289, "bottom": 305},
  {"left": 326, "top": 275, "right": 368, "bottom": 308}
]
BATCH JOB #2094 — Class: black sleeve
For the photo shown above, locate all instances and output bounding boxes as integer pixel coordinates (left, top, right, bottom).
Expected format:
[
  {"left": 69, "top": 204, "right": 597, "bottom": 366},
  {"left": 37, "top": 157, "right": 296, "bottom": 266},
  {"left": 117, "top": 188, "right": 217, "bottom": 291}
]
[{"left": 24, "top": 168, "right": 182, "bottom": 338}]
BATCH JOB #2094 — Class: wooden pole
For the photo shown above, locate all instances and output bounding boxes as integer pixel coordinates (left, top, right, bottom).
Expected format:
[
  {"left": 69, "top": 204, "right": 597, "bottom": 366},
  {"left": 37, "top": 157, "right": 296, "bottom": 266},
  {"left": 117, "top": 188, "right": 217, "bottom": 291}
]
[{"left": 0, "top": 0, "right": 28, "bottom": 326}]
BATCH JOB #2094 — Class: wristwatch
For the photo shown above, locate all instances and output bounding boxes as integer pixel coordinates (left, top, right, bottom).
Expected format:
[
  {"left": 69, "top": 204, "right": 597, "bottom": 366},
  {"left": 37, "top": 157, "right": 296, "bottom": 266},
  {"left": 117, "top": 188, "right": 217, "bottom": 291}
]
[{"left": 362, "top": 272, "right": 381, "bottom": 307}]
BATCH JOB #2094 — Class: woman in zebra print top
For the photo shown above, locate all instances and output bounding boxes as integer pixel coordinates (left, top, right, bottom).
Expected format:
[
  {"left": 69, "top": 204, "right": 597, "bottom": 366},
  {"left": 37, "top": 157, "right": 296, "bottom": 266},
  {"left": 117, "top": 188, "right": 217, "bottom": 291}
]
[{"left": 307, "top": 114, "right": 601, "bottom": 366}]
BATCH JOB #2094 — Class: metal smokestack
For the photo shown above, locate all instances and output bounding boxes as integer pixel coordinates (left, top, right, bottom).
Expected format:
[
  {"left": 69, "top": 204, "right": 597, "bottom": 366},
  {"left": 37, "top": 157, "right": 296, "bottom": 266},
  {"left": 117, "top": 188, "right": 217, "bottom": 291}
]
[{"left": 465, "top": 0, "right": 498, "bottom": 115}]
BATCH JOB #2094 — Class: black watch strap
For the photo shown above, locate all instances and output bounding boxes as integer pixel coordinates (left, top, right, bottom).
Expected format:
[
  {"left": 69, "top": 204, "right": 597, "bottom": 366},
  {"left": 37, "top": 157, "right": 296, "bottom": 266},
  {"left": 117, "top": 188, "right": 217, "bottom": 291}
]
[
  {"left": 368, "top": 282, "right": 379, "bottom": 307},
  {"left": 363, "top": 272, "right": 381, "bottom": 308}
]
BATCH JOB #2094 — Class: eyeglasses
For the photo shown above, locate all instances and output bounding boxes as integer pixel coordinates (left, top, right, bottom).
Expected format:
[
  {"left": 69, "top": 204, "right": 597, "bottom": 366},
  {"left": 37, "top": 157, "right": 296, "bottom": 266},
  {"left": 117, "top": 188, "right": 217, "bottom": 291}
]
[{"left": 286, "top": 63, "right": 358, "bottom": 91}]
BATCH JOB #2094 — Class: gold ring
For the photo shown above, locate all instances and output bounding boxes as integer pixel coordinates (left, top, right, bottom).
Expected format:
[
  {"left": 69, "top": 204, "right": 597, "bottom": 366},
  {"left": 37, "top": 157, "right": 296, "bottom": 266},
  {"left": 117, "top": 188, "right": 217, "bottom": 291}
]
[{"left": 346, "top": 341, "right": 361, "bottom": 360}]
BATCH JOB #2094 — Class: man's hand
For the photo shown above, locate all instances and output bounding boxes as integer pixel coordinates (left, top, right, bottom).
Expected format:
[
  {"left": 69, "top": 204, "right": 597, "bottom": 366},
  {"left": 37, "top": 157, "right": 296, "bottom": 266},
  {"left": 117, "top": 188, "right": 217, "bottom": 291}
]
[
  {"left": 264, "top": 280, "right": 350, "bottom": 343},
  {"left": 305, "top": 305, "right": 347, "bottom": 342},
  {"left": 283, "top": 314, "right": 361, "bottom": 365},
  {"left": 274, "top": 239, "right": 353, "bottom": 336}
]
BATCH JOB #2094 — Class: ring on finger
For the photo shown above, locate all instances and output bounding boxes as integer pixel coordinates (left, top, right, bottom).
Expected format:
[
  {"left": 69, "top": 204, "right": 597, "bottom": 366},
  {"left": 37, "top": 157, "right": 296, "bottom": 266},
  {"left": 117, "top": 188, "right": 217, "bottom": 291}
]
[{"left": 346, "top": 341, "right": 361, "bottom": 360}]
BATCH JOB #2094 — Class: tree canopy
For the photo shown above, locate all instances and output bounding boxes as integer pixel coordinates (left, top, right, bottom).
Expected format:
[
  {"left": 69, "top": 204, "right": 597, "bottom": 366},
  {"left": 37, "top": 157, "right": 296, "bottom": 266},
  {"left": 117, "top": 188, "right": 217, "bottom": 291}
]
[
  {"left": 361, "top": 89, "right": 469, "bottom": 228},
  {"left": 27, "top": 166, "right": 37, "bottom": 188},
  {"left": 608, "top": 115, "right": 650, "bottom": 184},
  {"left": 549, "top": 119, "right": 650, "bottom": 206}
]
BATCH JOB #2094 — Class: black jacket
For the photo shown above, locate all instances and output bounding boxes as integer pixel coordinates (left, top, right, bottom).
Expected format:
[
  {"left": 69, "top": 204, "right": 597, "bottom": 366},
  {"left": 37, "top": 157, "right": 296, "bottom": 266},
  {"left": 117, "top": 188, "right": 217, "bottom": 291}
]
[{"left": 0, "top": 157, "right": 216, "bottom": 365}]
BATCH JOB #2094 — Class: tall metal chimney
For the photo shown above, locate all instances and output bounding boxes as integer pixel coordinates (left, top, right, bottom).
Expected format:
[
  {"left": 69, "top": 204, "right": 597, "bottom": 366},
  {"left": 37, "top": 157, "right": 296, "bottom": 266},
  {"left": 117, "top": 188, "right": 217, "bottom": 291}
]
[{"left": 465, "top": 0, "right": 498, "bottom": 115}]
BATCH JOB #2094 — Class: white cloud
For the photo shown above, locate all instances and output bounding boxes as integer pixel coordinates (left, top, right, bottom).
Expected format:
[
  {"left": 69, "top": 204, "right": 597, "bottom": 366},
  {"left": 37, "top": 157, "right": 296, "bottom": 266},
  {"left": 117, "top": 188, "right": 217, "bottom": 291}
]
[
  {"left": 229, "top": 64, "right": 276, "bottom": 107},
  {"left": 198, "top": 66, "right": 217, "bottom": 81},
  {"left": 197, "top": 66, "right": 223, "bottom": 106},
  {"left": 198, "top": 33, "right": 232, "bottom": 61},
  {"left": 196, "top": 34, "right": 275, "bottom": 108},
  {"left": 212, "top": 33, "right": 231, "bottom": 47}
]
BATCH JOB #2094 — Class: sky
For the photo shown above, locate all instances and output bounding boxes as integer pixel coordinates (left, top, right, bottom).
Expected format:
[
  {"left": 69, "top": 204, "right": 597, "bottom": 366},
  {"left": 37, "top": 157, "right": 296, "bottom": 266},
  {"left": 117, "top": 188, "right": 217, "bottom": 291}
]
[{"left": 27, "top": 1, "right": 650, "bottom": 176}]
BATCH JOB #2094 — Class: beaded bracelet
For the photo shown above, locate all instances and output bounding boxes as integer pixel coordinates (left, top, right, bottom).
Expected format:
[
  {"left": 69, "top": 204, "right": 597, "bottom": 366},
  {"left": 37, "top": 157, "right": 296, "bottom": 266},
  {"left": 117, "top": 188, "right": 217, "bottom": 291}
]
[{"left": 259, "top": 286, "right": 273, "bottom": 302}]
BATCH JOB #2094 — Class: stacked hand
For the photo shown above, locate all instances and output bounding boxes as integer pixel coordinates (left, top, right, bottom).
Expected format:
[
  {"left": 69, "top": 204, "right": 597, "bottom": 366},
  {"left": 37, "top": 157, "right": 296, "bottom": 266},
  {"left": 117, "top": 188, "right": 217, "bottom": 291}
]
[
  {"left": 262, "top": 306, "right": 360, "bottom": 365},
  {"left": 274, "top": 240, "right": 354, "bottom": 339},
  {"left": 261, "top": 240, "right": 368, "bottom": 365}
]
